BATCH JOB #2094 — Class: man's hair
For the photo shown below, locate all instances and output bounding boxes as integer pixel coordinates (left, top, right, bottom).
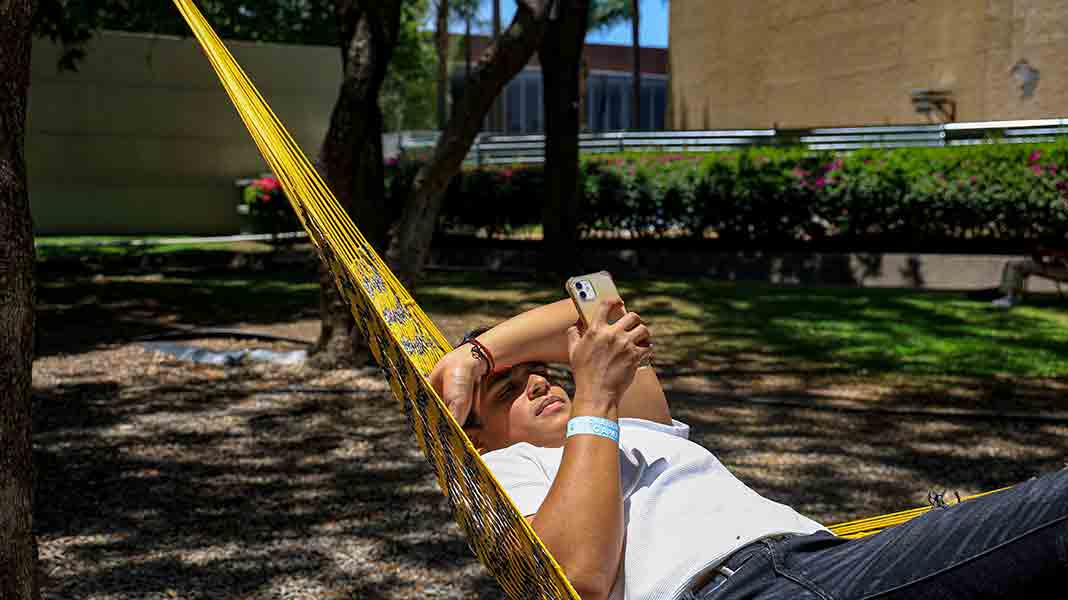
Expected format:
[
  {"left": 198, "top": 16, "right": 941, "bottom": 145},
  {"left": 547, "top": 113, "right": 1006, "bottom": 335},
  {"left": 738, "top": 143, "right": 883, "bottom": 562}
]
[{"left": 458, "top": 326, "right": 494, "bottom": 350}]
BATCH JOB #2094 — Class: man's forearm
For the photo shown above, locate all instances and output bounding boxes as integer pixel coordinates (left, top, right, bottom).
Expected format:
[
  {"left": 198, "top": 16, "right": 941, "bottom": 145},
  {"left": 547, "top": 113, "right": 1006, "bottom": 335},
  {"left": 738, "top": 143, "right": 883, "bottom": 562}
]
[
  {"left": 477, "top": 298, "right": 576, "bottom": 368},
  {"left": 479, "top": 298, "right": 673, "bottom": 424},
  {"left": 530, "top": 401, "right": 624, "bottom": 600}
]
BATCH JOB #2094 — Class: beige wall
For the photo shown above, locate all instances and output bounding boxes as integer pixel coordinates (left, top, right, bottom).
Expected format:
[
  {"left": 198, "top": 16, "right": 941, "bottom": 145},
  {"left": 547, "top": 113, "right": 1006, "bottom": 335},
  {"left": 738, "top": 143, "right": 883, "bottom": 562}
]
[
  {"left": 28, "top": 31, "right": 341, "bottom": 235},
  {"left": 670, "top": 0, "right": 1068, "bottom": 130}
]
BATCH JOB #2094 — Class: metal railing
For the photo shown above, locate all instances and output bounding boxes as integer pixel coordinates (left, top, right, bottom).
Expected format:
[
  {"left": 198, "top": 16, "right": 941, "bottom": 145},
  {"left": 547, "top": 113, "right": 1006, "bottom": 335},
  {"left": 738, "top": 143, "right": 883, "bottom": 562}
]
[{"left": 391, "top": 118, "right": 1068, "bottom": 165}]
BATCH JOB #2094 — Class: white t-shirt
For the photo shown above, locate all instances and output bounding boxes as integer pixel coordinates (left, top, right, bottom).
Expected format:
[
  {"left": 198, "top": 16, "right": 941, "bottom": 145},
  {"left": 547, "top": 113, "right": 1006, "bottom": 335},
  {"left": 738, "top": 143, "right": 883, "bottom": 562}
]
[{"left": 482, "top": 418, "right": 827, "bottom": 600}]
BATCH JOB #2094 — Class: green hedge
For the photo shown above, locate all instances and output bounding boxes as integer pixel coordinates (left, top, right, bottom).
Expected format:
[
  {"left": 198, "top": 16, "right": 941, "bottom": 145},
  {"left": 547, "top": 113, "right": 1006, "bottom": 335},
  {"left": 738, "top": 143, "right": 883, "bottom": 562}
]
[{"left": 384, "top": 140, "right": 1068, "bottom": 245}]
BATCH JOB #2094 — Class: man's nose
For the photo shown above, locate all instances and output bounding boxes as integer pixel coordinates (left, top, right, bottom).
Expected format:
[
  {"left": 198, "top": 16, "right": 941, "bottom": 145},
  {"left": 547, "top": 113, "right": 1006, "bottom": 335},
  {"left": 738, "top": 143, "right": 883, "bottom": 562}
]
[{"left": 527, "top": 375, "right": 548, "bottom": 397}]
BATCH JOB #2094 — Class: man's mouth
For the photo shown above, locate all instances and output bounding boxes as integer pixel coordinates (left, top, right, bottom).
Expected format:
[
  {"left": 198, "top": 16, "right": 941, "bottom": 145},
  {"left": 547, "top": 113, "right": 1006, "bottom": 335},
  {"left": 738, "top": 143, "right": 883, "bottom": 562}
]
[{"left": 535, "top": 395, "right": 567, "bottom": 416}]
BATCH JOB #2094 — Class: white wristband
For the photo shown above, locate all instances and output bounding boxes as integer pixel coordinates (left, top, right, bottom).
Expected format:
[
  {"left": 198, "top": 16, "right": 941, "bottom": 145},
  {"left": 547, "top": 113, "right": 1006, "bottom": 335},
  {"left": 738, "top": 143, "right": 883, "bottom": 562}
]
[{"left": 567, "top": 416, "right": 620, "bottom": 443}]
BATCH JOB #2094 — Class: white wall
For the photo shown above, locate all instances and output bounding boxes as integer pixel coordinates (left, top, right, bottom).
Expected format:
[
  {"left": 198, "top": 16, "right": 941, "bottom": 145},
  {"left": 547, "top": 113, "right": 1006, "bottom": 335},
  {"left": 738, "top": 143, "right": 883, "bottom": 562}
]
[{"left": 28, "top": 31, "right": 342, "bottom": 234}]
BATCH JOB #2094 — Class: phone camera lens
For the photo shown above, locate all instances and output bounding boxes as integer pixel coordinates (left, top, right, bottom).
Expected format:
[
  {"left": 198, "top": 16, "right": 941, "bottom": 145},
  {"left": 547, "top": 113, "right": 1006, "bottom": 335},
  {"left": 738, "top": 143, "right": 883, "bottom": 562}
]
[
  {"left": 575, "top": 282, "right": 583, "bottom": 289},
  {"left": 579, "top": 290, "right": 588, "bottom": 299}
]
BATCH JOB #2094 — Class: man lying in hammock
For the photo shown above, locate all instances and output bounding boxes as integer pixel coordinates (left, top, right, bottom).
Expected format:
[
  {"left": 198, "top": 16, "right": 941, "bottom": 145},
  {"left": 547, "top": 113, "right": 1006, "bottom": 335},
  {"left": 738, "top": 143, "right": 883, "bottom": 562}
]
[{"left": 430, "top": 297, "right": 1068, "bottom": 600}]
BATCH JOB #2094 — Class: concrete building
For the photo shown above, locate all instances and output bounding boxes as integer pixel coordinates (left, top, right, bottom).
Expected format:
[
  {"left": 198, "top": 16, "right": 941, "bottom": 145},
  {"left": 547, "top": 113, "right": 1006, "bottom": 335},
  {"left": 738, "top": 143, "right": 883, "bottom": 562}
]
[
  {"left": 29, "top": 30, "right": 667, "bottom": 235},
  {"left": 669, "top": 0, "right": 1068, "bottom": 129},
  {"left": 28, "top": 31, "right": 339, "bottom": 235}
]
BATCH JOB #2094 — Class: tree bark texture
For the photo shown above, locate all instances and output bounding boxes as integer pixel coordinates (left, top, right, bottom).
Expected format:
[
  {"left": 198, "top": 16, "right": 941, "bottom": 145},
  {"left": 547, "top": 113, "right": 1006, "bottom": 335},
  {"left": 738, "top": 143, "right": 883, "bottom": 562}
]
[
  {"left": 0, "top": 1, "right": 41, "bottom": 599},
  {"left": 464, "top": 17, "right": 472, "bottom": 80},
  {"left": 631, "top": 0, "right": 641, "bottom": 130},
  {"left": 435, "top": 0, "right": 449, "bottom": 130},
  {"left": 539, "top": 1, "right": 590, "bottom": 275},
  {"left": 386, "top": 0, "right": 553, "bottom": 286},
  {"left": 579, "top": 51, "right": 589, "bottom": 130},
  {"left": 312, "top": 0, "right": 401, "bottom": 368},
  {"left": 491, "top": 0, "right": 504, "bottom": 132}
]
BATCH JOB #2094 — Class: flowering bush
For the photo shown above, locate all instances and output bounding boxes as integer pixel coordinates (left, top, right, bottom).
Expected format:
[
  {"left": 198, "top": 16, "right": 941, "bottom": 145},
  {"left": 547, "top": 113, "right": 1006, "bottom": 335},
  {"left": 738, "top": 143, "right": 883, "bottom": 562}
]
[
  {"left": 241, "top": 175, "right": 299, "bottom": 233},
  {"left": 383, "top": 140, "right": 1068, "bottom": 248}
]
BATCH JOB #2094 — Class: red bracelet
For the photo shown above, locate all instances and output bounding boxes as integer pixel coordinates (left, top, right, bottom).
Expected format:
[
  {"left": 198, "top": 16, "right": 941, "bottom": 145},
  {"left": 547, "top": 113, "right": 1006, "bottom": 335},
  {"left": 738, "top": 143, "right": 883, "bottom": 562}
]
[{"left": 467, "top": 338, "right": 496, "bottom": 375}]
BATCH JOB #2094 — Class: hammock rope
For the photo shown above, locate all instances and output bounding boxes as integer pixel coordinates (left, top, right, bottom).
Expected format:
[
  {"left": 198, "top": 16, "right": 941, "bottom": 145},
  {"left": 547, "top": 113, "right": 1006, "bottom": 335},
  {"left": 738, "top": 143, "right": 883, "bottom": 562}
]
[{"left": 171, "top": 0, "right": 1008, "bottom": 594}]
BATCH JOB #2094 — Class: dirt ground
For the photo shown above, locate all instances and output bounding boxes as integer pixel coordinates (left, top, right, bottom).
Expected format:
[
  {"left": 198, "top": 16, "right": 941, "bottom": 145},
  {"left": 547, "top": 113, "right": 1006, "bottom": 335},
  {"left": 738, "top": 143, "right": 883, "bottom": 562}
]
[{"left": 32, "top": 261, "right": 1068, "bottom": 599}]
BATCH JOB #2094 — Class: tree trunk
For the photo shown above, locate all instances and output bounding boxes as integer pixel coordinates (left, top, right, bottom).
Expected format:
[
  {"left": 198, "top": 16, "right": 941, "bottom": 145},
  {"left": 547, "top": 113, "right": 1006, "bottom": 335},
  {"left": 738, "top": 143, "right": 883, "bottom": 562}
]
[
  {"left": 385, "top": 0, "right": 552, "bottom": 286},
  {"left": 579, "top": 50, "right": 589, "bottom": 131},
  {"left": 464, "top": 17, "right": 472, "bottom": 80},
  {"left": 631, "top": 0, "right": 641, "bottom": 130},
  {"left": 435, "top": 0, "right": 449, "bottom": 130},
  {"left": 0, "top": 1, "right": 42, "bottom": 599},
  {"left": 539, "top": 1, "right": 590, "bottom": 275},
  {"left": 491, "top": 0, "right": 504, "bottom": 132},
  {"left": 311, "top": 1, "right": 401, "bottom": 369}
]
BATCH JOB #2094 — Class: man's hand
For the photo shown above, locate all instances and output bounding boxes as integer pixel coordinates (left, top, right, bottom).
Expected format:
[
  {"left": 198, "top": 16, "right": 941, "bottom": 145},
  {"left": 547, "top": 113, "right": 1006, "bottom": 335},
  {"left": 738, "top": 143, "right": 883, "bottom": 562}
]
[
  {"left": 430, "top": 344, "right": 489, "bottom": 425},
  {"left": 566, "top": 299, "right": 652, "bottom": 413}
]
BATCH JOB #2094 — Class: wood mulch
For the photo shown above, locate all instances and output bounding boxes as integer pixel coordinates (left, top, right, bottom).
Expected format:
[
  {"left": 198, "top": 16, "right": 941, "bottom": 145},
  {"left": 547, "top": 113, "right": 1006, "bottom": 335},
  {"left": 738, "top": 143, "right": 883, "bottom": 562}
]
[{"left": 32, "top": 273, "right": 1068, "bottom": 599}]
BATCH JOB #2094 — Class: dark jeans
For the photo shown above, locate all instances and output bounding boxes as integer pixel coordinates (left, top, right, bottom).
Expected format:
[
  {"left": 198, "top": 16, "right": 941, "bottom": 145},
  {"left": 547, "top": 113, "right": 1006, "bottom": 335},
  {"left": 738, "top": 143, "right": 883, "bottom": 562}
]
[{"left": 689, "top": 468, "right": 1068, "bottom": 599}]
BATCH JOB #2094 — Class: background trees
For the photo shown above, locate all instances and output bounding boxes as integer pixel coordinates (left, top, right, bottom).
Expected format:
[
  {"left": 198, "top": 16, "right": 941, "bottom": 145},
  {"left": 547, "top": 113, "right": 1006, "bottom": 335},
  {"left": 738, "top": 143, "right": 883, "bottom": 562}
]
[
  {"left": 590, "top": 0, "right": 642, "bottom": 129},
  {"left": 435, "top": 0, "right": 450, "bottom": 129},
  {"left": 374, "top": 1, "right": 438, "bottom": 132},
  {"left": 385, "top": 0, "right": 555, "bottom": 285}
]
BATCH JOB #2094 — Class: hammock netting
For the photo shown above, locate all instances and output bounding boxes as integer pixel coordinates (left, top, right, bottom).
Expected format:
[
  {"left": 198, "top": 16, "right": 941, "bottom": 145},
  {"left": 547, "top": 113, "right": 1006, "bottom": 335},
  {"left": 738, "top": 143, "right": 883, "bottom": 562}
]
[{"left": 172, "top": 1, "right": 1007, "bottom": 596}]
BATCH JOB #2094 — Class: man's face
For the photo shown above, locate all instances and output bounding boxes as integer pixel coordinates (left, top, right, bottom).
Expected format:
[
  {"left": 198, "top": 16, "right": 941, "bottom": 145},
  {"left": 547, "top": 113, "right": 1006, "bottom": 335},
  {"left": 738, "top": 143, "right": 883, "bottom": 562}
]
[{"left": 465, "top": 362, "right": 571, "bottom": 453}]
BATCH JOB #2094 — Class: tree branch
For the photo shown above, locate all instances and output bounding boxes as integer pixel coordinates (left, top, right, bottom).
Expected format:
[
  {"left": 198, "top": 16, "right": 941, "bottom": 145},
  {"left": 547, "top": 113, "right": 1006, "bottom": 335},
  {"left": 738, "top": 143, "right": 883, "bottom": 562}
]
[{"left": 385, "top": 0, "right": 553, "bottom": 284}]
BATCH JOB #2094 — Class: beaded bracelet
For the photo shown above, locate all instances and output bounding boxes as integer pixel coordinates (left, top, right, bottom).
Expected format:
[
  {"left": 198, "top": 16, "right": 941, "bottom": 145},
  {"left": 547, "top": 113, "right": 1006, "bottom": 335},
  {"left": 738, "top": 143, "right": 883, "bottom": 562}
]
[{"left": 465, "top": 338, "right": 495, "bottom": 375}]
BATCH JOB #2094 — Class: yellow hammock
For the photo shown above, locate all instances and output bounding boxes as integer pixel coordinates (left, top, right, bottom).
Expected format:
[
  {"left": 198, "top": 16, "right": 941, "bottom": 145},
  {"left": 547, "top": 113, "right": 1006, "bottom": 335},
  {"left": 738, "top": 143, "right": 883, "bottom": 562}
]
[{"left": 172, "top": 1, "right": 1007, "bottom": 596}]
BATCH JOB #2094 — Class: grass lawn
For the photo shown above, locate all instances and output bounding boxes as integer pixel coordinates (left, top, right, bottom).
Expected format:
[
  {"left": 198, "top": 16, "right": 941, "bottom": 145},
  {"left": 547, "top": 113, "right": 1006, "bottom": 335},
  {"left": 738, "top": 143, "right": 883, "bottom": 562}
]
[
  {"left": 38, "top": 263, "right": 1068, "bottom": 386},
  {"left": 416, "top": 273, "right": 1068, "bottom": 380},
  {"left": 34, "top": 235, "right": 279, "bottom": 258}
]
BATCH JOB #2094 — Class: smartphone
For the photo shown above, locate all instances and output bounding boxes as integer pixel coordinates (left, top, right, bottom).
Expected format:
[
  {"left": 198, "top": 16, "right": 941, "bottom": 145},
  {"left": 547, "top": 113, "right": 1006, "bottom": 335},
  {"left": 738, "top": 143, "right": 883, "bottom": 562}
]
[{"left": 566, "top": 271, "right": 624, "bottom": 327}]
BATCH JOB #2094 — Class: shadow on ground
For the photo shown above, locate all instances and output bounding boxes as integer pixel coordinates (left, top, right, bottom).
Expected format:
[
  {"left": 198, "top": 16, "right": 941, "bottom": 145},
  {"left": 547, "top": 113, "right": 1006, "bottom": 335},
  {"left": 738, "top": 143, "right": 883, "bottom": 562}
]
[
  {"left": 32, "top": 264, "right": 1068, "bottom": 598},
  {"left": 34, "top": 359, "right": 501, "bottom": 599},
  {"left": 35, "top": 261, "right": 319, "bottom": 358}
]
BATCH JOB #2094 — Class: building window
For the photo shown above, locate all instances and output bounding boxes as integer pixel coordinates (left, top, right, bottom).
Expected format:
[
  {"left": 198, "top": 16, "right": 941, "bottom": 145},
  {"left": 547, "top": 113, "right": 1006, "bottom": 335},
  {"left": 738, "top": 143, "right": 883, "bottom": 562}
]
[
  {"left": 524, "top": 75, "right": 543, "bottom": 133},
  {"left": 652, "top": 84, "right": 666, "bottom": 130},
  {"left": 506, "top": 78, "right": 523, "bottom": 133},
  {"left": 469, "top": 68, "right": 667, "bottom": 134}
]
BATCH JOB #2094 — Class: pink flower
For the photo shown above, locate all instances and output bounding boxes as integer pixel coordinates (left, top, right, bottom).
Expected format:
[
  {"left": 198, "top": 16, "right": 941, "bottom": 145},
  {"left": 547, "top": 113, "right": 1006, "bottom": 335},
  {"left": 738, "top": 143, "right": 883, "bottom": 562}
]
[
  {"left": 814, "top": 177, "right": 826, "bottom": 188},
  {"left": 1029, "top": 150, "right": 1043, "bottom": 163},
  {"left": 1031, "top": 165, "right": 1044, "bottom": 176},
  {"left": 791, "top": 168, "right": 807, "bottom": 179},
  {"left": 255, "top": 176, "right": 280, "bottom": 192},
  {"left": 826, "top": 158, "right": 844, "bottom": 173},
  {"left": 970, "top": 176, "right": 978, "bottom": 183}
]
